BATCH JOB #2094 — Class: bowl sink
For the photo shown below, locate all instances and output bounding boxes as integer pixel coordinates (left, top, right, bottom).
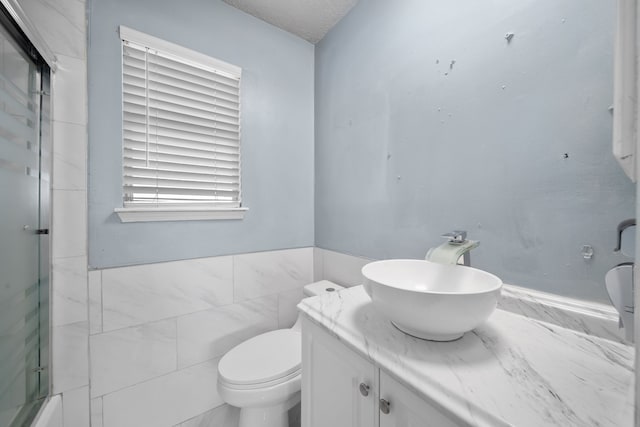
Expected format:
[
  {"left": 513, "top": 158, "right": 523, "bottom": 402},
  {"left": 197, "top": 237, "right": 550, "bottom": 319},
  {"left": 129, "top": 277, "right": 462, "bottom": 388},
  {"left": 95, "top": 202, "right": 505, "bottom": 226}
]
[{"left": 362, "top": 259, "right": 502, "bottom": 341}]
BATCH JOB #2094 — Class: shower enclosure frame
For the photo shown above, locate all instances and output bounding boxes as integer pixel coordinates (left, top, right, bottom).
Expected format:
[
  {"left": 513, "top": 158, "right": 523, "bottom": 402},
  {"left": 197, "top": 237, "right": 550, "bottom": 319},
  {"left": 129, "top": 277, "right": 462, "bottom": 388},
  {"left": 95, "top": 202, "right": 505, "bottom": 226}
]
[{"left": 0, "top": 2, "right": 52, "bottom": 425}]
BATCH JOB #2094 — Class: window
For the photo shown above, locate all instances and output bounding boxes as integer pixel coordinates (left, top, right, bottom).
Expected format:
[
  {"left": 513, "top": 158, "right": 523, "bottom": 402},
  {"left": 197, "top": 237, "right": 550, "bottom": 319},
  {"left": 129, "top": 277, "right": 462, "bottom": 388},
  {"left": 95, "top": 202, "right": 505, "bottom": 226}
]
[{"left": 115, "top": 26, "right": 247, "bottom": 222}]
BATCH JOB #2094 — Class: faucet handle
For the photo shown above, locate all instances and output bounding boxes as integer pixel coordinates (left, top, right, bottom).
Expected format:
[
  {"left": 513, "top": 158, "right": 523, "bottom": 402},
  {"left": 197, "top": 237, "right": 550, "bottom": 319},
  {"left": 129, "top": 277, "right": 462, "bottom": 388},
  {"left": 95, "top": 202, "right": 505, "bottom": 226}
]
[{"left": 441, "top": 230, "right": 467, "bottom": 244}]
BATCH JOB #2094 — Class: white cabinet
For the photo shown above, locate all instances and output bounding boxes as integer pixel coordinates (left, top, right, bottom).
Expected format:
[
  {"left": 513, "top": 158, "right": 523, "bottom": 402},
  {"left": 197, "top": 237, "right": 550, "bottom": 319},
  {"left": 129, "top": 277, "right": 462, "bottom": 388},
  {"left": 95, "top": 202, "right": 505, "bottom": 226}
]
[
  {"left": 379, "top": 371, "right": 460, "bottom": 427},
  {"left": 301, "top": 318, "right": 376, "bottom": 427},
  {"left": 302, "top": 319, "right": 462, "bottom": 427}
]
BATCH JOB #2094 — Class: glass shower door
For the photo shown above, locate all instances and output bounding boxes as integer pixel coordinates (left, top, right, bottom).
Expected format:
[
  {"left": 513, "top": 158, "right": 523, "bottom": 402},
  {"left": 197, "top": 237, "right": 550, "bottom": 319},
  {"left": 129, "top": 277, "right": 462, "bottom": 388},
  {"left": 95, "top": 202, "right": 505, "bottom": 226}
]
[{"left": 0, "top": 18, "right": 49, "bottom": 426}]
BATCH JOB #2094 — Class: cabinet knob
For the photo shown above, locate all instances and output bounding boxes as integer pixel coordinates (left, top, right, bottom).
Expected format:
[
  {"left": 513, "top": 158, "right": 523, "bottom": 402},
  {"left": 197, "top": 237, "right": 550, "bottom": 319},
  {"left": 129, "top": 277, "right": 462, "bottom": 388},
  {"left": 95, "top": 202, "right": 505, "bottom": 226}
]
[
  {"left": 379, "top": 398, "right": 391, "bottom": 414},
  {"left": 359, "top": 383, "right": 370, "bottom": 397}
]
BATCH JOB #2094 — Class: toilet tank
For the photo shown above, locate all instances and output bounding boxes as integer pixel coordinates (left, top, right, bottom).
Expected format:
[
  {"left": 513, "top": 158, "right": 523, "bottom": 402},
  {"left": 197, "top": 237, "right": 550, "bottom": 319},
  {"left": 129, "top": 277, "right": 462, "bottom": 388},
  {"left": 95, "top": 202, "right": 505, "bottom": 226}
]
[
  {"left": 291, "top": 281, "right": 345, "bottom": 332},
  {"left": 303, "top": 280, "right": 344, "bottom": 297}
]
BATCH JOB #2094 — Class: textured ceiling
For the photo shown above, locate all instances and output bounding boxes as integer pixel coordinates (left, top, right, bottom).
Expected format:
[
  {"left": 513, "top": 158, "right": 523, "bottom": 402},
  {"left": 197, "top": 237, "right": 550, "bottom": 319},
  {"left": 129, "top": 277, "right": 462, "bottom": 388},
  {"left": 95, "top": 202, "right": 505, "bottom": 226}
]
[{"left": 223, "top": 0, "right": 358, "bottom": 44}]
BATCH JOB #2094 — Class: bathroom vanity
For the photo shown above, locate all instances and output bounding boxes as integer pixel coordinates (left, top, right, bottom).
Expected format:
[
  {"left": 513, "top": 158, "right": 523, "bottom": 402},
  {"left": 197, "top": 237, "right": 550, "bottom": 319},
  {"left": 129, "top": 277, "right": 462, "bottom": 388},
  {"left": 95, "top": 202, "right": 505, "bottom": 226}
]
[{"left": 299, "top": 286, "right": 633, "bottom": 427}]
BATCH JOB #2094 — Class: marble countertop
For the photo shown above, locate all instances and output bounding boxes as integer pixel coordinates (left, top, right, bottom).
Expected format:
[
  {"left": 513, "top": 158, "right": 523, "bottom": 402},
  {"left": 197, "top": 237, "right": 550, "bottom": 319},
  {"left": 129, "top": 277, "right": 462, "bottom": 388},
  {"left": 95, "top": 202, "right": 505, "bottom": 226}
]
[{"left": 298, "top": 286, "right": 634, "bottom": 427}]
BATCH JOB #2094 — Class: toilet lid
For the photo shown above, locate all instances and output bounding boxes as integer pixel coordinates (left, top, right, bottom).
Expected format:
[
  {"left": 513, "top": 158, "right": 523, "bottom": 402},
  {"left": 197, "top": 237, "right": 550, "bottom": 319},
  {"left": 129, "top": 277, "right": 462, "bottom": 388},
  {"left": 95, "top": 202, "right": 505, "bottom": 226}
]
[{"left": 218, "top": 329, "right": 301, "bottom": 386}]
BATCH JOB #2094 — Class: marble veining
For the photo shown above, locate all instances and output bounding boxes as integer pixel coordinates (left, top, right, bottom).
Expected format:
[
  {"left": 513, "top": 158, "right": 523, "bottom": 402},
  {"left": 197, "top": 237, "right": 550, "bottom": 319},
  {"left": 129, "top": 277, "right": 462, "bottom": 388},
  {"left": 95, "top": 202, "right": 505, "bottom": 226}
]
[
  {"left": 498, "top": 285, "right": 624, "bottom": 344},
  {"left": 233, "top": 248, "right": 314, "bottom": 302},
  {"left": 176, "top": 295, "right": 278, "bottom": 368},
  {"left": 101, "top": 256, "right": 234, "bottom": 332},
  {"left": 88, "top": 270, "right": 102, "bottom": 335},
  {"left": 51, "top": 189, "right": 87, "bottom": 259},
  {"left": 52, "top": 121, "right": 87, "bottom": 191},
  {"left": 102, "top": 358, "right": 223, "bottom": 427},
  {"left": 90, "top": 318, "right": 178, "bottom": 397},
  {"left": 299, "top": 286, "right": 634, "bottom": 427},
  {"left": 52, "top": 255, "right": 88, "bottom": 327},
  {"left": 17, "top": 0, "right": 86, "bottom": 60},
  {"left": 91, "top": 247, "right": 314, "bottom": 426},
  {"left": 51, "top": 321, "right": 89, "bottom": 394}
]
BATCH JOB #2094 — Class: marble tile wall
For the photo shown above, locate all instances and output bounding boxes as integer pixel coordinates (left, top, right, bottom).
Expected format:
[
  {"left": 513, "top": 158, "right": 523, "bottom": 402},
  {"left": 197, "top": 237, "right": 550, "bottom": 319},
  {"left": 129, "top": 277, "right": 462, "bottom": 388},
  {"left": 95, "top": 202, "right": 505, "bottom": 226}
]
[
  {"left": 62, "top": 386, "right": 90, "bottom": 427},
  {"left": 88, "top": 247, "right": 313, "bottom": 427},
  {"left": 100, "top": 256, "right": 234, "bottom": 332},
  {"left": 16, "top": 0, "right": 90, "bottom": 426},
  {"left": 313, "top": 248, "right": 371, "bottom": 288}
]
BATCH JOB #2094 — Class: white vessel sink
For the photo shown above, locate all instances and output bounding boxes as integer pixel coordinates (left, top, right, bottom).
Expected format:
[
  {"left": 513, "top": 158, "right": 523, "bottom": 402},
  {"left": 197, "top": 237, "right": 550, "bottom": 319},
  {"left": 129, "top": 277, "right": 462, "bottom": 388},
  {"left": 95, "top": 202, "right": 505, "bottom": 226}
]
[{"left": 362, "top": 259, "right": 502, "bottom": 341}]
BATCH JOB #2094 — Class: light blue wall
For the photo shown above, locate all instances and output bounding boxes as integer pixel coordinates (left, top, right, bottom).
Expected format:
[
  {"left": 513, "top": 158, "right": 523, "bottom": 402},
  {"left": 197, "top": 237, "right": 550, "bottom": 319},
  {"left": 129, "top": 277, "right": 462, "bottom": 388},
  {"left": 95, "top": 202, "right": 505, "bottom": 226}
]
[
  {"left": 88, "top": 0, "right": 314, "bottom": 268},
  {"left": 315, "top": 0, "right": 636, "bottom": 302}
]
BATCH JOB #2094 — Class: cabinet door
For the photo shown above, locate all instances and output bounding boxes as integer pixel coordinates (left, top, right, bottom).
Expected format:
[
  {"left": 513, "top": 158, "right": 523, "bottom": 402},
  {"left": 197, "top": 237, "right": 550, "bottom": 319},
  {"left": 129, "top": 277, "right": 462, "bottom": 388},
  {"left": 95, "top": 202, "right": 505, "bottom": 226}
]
[
  {"left": 379, "top": 371, "right": 462, "bottom": 427},
  {"left": 302, "top": 319, "right": 377, "bottom": 427}
]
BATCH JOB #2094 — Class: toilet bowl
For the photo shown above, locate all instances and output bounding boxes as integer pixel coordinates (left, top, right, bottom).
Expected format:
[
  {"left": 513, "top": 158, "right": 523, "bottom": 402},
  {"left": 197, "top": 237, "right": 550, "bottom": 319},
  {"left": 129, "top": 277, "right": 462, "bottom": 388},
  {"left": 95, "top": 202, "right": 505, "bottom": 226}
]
[{"left": 217, "top": 280, "right": 343, "bottom": 427}]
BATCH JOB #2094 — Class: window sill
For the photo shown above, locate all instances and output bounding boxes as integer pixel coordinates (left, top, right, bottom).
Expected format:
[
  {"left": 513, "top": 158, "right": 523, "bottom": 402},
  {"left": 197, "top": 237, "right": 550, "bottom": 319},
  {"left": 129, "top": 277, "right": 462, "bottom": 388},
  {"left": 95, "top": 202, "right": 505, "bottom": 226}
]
[{"left": 114, "top": 206, "right": 248, "bottom": 223}]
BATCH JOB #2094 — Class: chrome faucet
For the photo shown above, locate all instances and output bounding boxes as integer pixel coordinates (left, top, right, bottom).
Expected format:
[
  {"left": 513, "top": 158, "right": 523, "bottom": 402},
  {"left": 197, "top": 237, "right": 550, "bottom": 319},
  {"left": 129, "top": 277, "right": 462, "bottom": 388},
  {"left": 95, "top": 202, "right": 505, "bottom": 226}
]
[
  {"left": 441, "top": 230, "right": 468, "bottom": 245},
  {"left": 427, "top": 230, "right": 479, "bottom": 266}
]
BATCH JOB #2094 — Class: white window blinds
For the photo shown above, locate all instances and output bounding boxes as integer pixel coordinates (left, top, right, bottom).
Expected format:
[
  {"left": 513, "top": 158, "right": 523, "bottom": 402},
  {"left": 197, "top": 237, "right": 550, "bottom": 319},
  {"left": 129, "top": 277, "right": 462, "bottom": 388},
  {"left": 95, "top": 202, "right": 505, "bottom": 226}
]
[{"left": 120, "top": 27, "right": 242, "bottom": 207}]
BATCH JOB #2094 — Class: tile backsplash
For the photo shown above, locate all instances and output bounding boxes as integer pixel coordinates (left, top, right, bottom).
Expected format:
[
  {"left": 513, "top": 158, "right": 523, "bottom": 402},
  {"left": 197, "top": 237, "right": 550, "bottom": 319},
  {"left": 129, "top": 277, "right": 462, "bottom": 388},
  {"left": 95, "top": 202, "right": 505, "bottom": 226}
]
[{"left": 313, "top": 248, "right": 371, "bottom": 288}]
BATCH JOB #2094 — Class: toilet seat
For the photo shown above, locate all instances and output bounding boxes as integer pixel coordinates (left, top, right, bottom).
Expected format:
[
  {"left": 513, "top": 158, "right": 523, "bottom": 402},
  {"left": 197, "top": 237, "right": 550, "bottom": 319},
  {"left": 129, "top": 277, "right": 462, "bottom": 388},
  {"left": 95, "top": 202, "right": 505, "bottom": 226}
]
[
  {"left": 218, "top": 329, "right": 301, "bottom": 388},
  {"left": 220, "top": 368, "right": 300, "bottom": 390}
]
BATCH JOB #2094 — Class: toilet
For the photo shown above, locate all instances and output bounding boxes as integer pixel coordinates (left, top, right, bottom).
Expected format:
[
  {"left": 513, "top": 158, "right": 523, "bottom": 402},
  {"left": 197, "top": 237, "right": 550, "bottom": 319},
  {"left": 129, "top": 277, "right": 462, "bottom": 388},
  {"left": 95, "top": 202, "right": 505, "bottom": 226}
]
[{"left": 217, "top": 280, "right": 344, "bottom": 427}]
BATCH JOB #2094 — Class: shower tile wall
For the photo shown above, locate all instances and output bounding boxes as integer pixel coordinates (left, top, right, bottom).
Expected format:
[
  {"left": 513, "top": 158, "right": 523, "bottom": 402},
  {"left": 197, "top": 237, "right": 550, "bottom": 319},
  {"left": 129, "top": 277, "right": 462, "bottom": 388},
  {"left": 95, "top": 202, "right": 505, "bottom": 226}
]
[{"left": 88, "top": 247, "right": 313, "bottom": 427}]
